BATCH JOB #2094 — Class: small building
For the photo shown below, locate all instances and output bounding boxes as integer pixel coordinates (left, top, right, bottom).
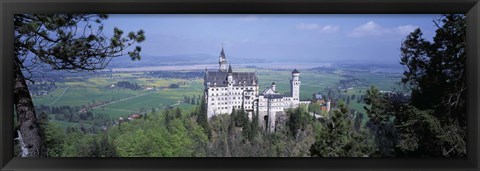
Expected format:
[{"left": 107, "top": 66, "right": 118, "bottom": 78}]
[
  {"left": 312, "top": 93, "right": 331, "bottom": 112},
  {"left": 128, "top": 113, "right": 143, "bottom": 120}
]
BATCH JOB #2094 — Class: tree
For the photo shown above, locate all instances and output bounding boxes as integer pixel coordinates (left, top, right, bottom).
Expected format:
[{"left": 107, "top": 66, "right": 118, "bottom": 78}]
[
  {"left": 308, "top": 102, "right": 321, "bottom": 114},
  {"left": 195, "top": 96, "right": 211, "bottom": 139},
  {"left": 97, "top": 133, "right": 117, "bottom": 157},
  {"left": 164, "top": 109, "right": 171, "bottom": 125},
  {"left": 250, "top": 111, "right": 260, "bottom": 140},
  {"left": 14, "top": 14, "right": 145, "bottom": 156},
  {"left": 309, "top": 102, "right": 374, "bottom": 157},
  {"left": 228, "top": 108, "right": 237, "bottom": 137},
  {"left": 38, "top": 112, "right": 64, "bottom": 157},
  {"left": 287, "top": 107, "right": 311, "bottom": 139},
  {"left": 175, "top": 108, "right": 182, "bottom": 119},
  {"left": 398, "top": 14, "right": 466, "bottom": 157},
  {"left": 364, "top": 86, "right": 392, "bottom": 124},
  {"left": 363, "top": 86, "right": 399, "bottom": 157}
]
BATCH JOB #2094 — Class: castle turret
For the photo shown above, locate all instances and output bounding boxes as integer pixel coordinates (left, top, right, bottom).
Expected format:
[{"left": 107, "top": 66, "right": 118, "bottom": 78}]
[
  {"left": 219, "top": 46, "right": 227, "bottom": 72},
  {"left": 291, "top": 69, "right": 301, "bottom": 102},
  {"left": 271, "top": 82, "right": 276, "bottom": 92},
  {"left": 227, "top": 64, "right": 233, "bottom": 112},
  {"left": 326, "top": 99, "right": 331, "bottom": 112},
  {"left": 204, "top": 68, "right": 210, "bottom": 87},
  {"left": 227, "top": 64, "right": 233, "bottom": 83}
]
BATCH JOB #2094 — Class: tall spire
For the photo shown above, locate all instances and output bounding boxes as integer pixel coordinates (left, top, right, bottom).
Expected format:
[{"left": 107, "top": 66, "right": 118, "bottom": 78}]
[
  {"left": 219, "top": 44, "right": 227, "bottom": 72},
  {"left": 292, "top": 69, "right": 300, "bottom": 74},
  {"left": 228, "top": 64, "right": 232, "bottom": 73},
  {"left": 220, "top": 44, "right": 226, "bottom": 59}
]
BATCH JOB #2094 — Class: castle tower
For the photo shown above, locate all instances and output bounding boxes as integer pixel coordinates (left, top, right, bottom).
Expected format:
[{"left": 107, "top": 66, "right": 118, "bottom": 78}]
[
  {"left": 271, "top": 82, "right": 276, "bottom": 92},
  {"left": 219, "top": 46, "right": 227, "bottom": 72},
  {"left": 227, "top": 64, "right": 233, "bottom": 83},
  {"left": 227, "top": 64, "right": 233, "bottom": 112},
  {"left": 291, "top": 69, "right": 301, "bottom": 102},
  {"left": 326, "top": 99, "right": 331, "bottom": 112}
]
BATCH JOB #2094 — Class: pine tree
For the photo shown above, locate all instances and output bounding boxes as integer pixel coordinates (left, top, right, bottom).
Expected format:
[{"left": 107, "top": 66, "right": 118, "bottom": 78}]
[
  {"left": 14, "top": 14, "right": 144, "bottom": 156},
  {"left": 175, "top": 108, "right": 182, "bottom": 119},
  {"left": 397, "top": 14, "right": 466, "bottom": 157},
  {"left": 364, "top": 86, "right": 398, "bottom": 157},
  {"left": 310, "top": 102, "right": 374, "bottom": 157}
]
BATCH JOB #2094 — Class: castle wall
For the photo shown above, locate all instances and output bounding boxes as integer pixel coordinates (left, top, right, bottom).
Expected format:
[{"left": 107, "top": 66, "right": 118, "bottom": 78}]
[
  {"left": 206, "top": 85, "right": 258, "bottom": 118},
  {"left": 205, "top": 48, "right": 308, "bottom": 133}
]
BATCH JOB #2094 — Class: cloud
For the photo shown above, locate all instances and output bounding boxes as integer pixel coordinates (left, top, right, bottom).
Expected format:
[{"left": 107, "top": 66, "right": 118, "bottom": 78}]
[
  {"left": 297, "top": 23, "right": 321, "bottom": 30},
  {"left": 349, "top": 21, "right": 419, "bottom": 37},
  {"left": 319, "top": 25, "right": 340, "bottom": 33},
  {"left": 240, "top": 15, "right": 259, "bottom": 22},
  {"left": 395, "top": 25, "right": 419, "bottom": 35},
  {"left": 297, "top": 23, "right": 339, "bottom": 33},
  {"left": 349, "top": 21, "right": 390, "bottom": 37}
]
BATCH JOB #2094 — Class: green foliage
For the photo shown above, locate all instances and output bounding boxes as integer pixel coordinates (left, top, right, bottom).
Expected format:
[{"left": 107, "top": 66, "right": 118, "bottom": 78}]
[
  {"left": 394, "top": 106, "right": 443, "bottom": 156},
  {"left": 287, "top": 106, "right": 312, "bottom": 138},
  {"left": 112, "top": 110, "right": 206, "bottom": 157},
  {"left": 61, "top": 128, "right": 96, "bottom": 157},
  {"left": 358, "top": 14, "right": 467, "bottom": 157},
  {"left": 185, "top": 118, "right": 209, "bottom": 157},
  {"left": 363, "top": 86, "right": 398, "bottom": 157},
  {"left": 250, "top": 111, "right": 260, "bottom": 140},
  {"left": 175, "top": 108, "right": 182, "bottom": 119},
  {"left": 96, "top": 133, "right": 117, "bottom": 157},
  {"left": 364, "top": 86, "right": 392, "bottom": 124},
  {"left": 164, "top": 109, "right": 171, "bottom": 125},
  {"left": 14, "top": 14, "right": 145, "bottom": 157},
  {"left": 38, "top": 112, "right": 65, "bottom": 157},
  {"left": 309, "top": 102, "right": 374, "bottom": 157},
  {"left": 396, "top": 14, "right": 466, "bottom": 157},
  {"left": 194, "top": 102, "right": 211, "bottom": 139},
  {"left": 308, "top": 102, "right": 322, "bottom": 114},
  {"left": 15, "top": 14, "right": 145, "bottom": 72}
]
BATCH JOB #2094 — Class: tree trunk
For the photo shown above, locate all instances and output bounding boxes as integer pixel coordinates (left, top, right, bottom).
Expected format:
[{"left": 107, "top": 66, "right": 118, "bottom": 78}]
[{"left": 14, "top": 59, "right": 41, "bottom": 157}]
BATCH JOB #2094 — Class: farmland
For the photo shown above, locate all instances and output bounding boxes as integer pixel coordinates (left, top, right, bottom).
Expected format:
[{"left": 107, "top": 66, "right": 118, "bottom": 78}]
[{"left": 30, "top": 64, "right": 403, "bottom": 130}]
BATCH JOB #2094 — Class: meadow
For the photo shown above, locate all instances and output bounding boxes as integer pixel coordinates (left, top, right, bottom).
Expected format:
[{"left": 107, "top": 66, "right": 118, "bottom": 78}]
[{"left": 31, "top": 66, "right": 402, "bottom": 130}]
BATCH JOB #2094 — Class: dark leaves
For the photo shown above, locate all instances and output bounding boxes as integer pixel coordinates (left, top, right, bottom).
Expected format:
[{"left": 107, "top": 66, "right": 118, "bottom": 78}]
[{"left": 15, "top": 14, "right": 145, "bottom": 72}]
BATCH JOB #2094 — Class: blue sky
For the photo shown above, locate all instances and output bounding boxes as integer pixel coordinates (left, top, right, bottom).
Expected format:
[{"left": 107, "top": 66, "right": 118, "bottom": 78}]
[{"left": 103, "top": 14, "right": 441, "bottom": 65}]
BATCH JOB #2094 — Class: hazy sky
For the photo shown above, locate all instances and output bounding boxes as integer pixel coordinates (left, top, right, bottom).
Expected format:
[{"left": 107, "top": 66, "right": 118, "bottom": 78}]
[{"left": 103, "top": 14, "right": 441, "bottom": 65}]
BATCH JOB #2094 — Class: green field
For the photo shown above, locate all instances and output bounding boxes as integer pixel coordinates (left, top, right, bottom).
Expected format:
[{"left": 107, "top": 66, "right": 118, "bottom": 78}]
[
  {"left": 31, "top": 67, "right": 402, "bottom": 130},
  {"left": 92, "top": 85, "right": 202, "bottom": 118},
  {"left": 254, "top": 69, "right": 344, "bottom": 100}
]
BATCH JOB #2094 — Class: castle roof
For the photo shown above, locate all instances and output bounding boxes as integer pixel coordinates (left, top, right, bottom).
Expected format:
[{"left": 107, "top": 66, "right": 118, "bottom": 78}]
[
  {"left": 228, "top": 64, "right": 232, "bottom": 73},
  {"left": 205, "top": 71, "right": 257, "bottom": 87},
  {"left": 220, "top": 47, "right": 226, "bottom": 59},
  {"left": 292, "top": 69, "right": 300, "bottom": 74},
  {"left": 261, "top": 94, "right": 284, "bottom": 99}
]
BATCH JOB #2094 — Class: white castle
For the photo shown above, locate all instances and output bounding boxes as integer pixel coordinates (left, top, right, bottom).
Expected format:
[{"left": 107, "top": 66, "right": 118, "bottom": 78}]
[{"left": 204, "top": 47, "right": 311, "bottom": 132}]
